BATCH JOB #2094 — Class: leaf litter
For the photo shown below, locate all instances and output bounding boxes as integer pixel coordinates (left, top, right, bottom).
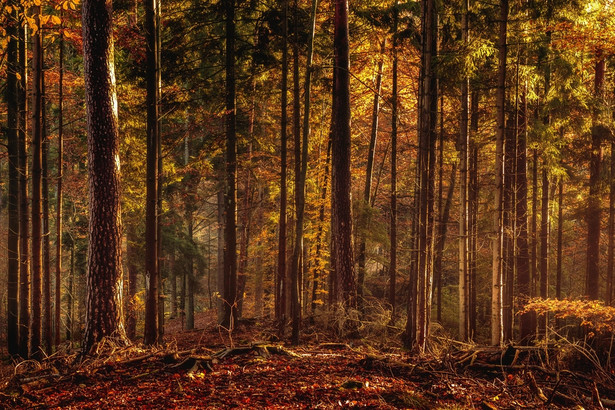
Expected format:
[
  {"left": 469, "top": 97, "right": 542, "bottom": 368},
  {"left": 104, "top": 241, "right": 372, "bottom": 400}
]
[{"left": 1, "top": 311, "right": 614, "bottom": 409}]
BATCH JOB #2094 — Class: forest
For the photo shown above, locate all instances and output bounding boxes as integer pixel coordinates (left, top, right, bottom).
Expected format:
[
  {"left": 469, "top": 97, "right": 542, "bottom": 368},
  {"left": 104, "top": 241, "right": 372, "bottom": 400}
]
[{"left": 1, "top": 0, "right": 615, "bottom": 407}]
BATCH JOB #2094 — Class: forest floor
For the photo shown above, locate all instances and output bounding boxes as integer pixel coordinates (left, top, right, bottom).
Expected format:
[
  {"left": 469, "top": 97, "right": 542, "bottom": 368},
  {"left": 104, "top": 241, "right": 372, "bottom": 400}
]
[{"left": 1, "top": 311, "right": 614, "bottom": 409}]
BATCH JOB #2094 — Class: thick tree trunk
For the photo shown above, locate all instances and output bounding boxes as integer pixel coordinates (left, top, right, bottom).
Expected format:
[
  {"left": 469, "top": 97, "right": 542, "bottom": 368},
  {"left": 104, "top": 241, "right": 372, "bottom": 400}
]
[
  {"left": 491, "top": 0, "right": 508, "bottom": 346},
  {"left": 586, "top": 56, "right": 604, "bottom": 300},
  {"left": 144, "top": 0, "right": 161, "bottom": 346},
  {"left": 81, "top": 0, "right": 128, "bottom": 353},
  {"left": 6, "top": 3, "right": 20, "bottom": 356},
  {"left": 332, "top": 0, "right": 357, "bottom": 310}
]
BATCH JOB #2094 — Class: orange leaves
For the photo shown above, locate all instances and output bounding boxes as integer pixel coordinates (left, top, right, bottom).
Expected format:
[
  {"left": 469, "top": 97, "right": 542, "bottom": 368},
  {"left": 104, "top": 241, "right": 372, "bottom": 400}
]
[{"left": 522, "top": 298, "right": 615, "bottom": 334}]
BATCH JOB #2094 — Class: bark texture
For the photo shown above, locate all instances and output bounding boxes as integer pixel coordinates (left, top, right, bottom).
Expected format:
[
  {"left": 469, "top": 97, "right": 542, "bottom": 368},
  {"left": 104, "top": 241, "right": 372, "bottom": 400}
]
[{"left": 81, "top": 0, "right": 127, "bottom": 353}]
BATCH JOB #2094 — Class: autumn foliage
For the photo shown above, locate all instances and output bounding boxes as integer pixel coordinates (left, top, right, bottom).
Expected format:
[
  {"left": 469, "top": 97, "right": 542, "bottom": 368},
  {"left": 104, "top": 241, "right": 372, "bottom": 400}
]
[{"left": 523, "top": 298, "right": 615, "bottom": 335}]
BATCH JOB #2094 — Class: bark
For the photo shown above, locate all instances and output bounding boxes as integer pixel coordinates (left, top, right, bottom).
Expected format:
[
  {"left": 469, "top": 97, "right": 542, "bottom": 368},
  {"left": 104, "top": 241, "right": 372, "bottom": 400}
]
[
  {"left": 503, "top": 111, "right": 516, "bottom": 343},
  {"left": 332, "top": 0, "right": 357, "bottom": 310},
  {"left": 290, "top": 0, "right": 303, "bottom": 345},
  {"left": 539, "top": 167, "right": 549, "bottom": 335},
  {"left": 42, "top": 74, "right": 52, "bottom": 355},
  {"left": 457, "top": 0, "right": 470, "bottom": 340},
  {"left": 277, "top": 0, "right": 289, "bottom": 336},
  {"left": 414, "top": 0, "right": 438, "bottom": 351},
  {"left": 222, "top": 0, "right": 238, "bottom": 330},
  {"left": 6, "top": 3, "right": 20, "bottom": 356},
  {"left": 389, "top": 0, "right": 399, "bottom": 320},
  {"left": 469, "top": 90, "right": 479, "bottom": 337},
  {"left": 492, "top": 0, "right": 508, "bottom": 346},
  {"left": 517, "top": 84, "right": 534, "bottom": 343},
  {"left": 31, "top": 6, "right": 44, "bottom": 359},
  {"left": 81, "top": 0, "right": 128, "bottom": 353},
  {"left": 18, "top": 13, "right": 30, "bottom": 360},
  {"left": 144, "top": 0, "right": 161, "bottom": 346},
  {"left": 55, "top": 15, "right": 65, "bottom": 348},
  {"left": 586, "top": 56, "right": 604, "bottom": 300}
]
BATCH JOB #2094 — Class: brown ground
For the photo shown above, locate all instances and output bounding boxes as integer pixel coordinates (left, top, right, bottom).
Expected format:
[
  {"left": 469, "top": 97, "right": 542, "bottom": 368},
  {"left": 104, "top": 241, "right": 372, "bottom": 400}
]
[{"left": 0, "top": 312, "right": 613, "bottom": 409}]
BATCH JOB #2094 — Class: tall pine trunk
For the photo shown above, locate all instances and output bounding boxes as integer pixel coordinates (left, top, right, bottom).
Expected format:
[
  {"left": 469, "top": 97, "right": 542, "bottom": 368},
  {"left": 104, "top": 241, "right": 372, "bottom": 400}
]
[
  {"left": 458, "top": 0, "right": 470, "bottom": 341},
  {"left": 222, "top": 0, "right": 238, "bottom": 329},
  {"left": 55, "top": 15, "right": 65, "bottom": 348},
  {"left": 277, "top": 0, "right": 289, "bottom": 336},
  {"left": 332, "top": 0, "right": 357, "bottom": 311},
  {"left": 586, "top": 55, "right": 604, "bottom": 300},
  {"left": 144, "top": 0, "right": 161, "bottom": 346},
  {"left": 389, "top": 0, "right": 399, "bottom": 320},
  {"left": 6, "top": 2, "right": 20, "bottom": 357},
  {"left": 81, "top": 0, "right": 128, "bottom": 353},
  {"left": 491, "top": 0, "right": 508, "bottom": 346}
]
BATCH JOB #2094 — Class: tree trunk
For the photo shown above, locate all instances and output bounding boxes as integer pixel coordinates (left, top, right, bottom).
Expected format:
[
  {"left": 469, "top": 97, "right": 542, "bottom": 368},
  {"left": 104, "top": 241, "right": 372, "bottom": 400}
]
[
  {"left": 42, "top": 74, "right": 52, "bottom": 355},
  {"left": 312, "top": 137, "right": 331, "bottom": 313},
  {"left": 586, "top": 55, "right": 604, "bottom": 300},
  {"left": 389, "top": 0, "right": 399, "bottom": 320},
  {"left": 277, "top": 0, "right": 289, "bottom": 337},
  {"left": 414, "top": 0, "right": 438, "bottom": 351},
  {"left": 290, "top": 0, "right": 303, "bottom": 345},
  {"left": 6, "top": 2, "right": 20, "bottom": 356},
  {"left": 81, "top": 0, "right": 128, "bottom": 353},
  {"left": 458, "top": 0, "right": 469, "bottom": 341},
  {"left": 18, "top": 13, "right": 30, "bottom": 360},
  {"left": 539, "top": 167, "right": 549, "bottom": 335},
  {"left": 517, "top": 82, "right": 534, "bottom": 343},
  {"left": 469, "top": 90, "right": 479, "bottom": 337},
  {"left": 222, "top": 0, "right": 238, "bottom": 331},
  {"left": 144, "top": 0, "right": 161, "bottom": 346},
  {"left": 332, "top": 0, "right": 357, "bottom": 310},
  {"left": 30, "top": 6, "right": 44, "bottom": 359},
  {"left": 55, "top": 15, "right": 65, "bottom": 348},
  {"left": 491, "top": 0, "right": 508, "bottom": 346}
]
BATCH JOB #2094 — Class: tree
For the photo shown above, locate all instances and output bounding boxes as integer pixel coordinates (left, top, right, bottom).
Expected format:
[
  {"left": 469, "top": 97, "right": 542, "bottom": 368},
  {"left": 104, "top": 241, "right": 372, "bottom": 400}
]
[
  {"left": 389, "top": 0, "right": 399, "bottom": 321},
  {"left": 458, "top": 0, "right": 470, "bottom": 341},
  {"left": 586, "top": 54, "right": 604, "bottom": 300},
  {"left": 491, "top": 0, "right": 508, "bottom": 346},
  {"left": 18, "top": 14, "right": 30, "bottom": 359},
  {"left": 277, "top": 0, "right": 289, "bottom": 337},
  {"left": 55, "top": 10, "right": 65, "bottom": 349},
  {"left": 222, "top": 0, "right": 238, "bottom": 330},
  {"left": 144, "top": 0, "right": 161, "bottom": 346},
  {"left": 6, "top": 0, "right": 20, "bottom": 357},
  {"left": 81, "top": 0, "right": 128, "bottom": 353},
  {"left": 332, "top": 0, "right": 357, "bottom": 310}
]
